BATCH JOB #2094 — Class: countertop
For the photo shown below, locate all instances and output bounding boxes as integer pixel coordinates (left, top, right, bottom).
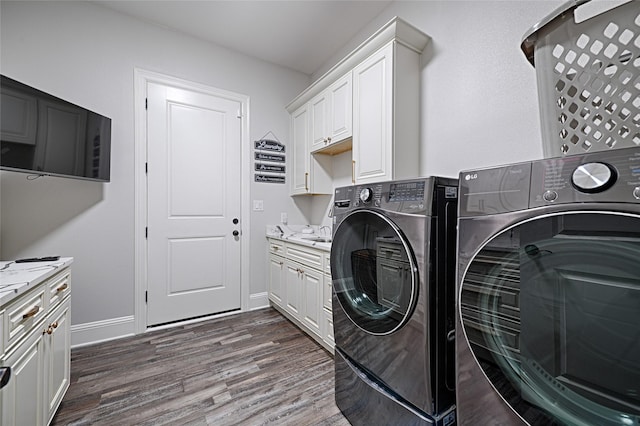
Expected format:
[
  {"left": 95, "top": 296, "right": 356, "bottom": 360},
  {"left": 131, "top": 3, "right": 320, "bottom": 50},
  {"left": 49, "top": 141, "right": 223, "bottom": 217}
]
[
  {"left": 0, "top": 257, "right": 73, "bottom": 306},
  {"left": 266, "top": 225, "right": 332, "bottom": 252}
]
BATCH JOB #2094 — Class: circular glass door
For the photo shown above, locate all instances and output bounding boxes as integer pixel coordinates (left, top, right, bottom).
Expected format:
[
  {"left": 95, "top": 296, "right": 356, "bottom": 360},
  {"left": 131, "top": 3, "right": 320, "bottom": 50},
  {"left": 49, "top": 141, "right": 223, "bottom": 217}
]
[
  {"left": 460, "top": 212, "right": 640, "bottom": 425},
  {"left": 331, "top": 210, "right": 418, "bottom": 335}
]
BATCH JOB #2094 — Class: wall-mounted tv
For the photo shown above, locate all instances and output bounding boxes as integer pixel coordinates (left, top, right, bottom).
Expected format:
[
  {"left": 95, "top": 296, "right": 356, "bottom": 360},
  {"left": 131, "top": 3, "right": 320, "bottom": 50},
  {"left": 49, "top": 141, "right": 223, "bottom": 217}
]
[{"left": 1, "top": 75, "right": 111, "bottom": 182}]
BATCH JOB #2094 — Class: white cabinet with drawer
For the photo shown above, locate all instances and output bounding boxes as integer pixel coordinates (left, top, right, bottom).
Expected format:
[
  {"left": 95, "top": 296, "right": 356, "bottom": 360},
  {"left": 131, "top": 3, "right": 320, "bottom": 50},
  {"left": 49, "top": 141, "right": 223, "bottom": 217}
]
[
  {"left": 267, "top": 238, "right": 333, "bottom": 353},
  {"left": 0, "top": 259, "right": 72, "bottom": 426}
]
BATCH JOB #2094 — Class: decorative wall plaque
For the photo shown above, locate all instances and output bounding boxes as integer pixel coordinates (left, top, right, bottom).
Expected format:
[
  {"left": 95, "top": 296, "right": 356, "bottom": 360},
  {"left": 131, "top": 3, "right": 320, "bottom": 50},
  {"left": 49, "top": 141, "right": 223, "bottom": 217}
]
[{"left": 254, "top": 131, "right": 286, "bottom": 184}]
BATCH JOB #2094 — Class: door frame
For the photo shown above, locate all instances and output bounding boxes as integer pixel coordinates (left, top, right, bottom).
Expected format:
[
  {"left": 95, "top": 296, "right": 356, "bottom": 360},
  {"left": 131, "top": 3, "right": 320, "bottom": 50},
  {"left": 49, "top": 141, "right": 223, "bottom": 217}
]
[{"left": 133, "top": 68, "right": 251, "bottom": 333}]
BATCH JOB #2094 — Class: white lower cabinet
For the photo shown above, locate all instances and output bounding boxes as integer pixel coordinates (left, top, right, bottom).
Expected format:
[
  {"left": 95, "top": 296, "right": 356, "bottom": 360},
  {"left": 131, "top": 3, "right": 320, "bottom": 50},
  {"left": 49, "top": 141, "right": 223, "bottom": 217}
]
[
  {"left": 300, "top": 265, "right": 322, "bottom": 338},
  {"left": 267, "top": 238, "right": 334, "bottom": 353},
  {"left": 44, "top": 298, "right": 71, "bottom": 423},
  {"left": 2, "top": 325, "right": 45, "bottom": 426},
  {"left": 284, "top": 260, "right": 303, "bottom": 319},
  {"left": 0, "top": 265, "right": 72, "bottom": 426},
  {"left": 268, "top": 249, "right": 285, "bottom": 308}
]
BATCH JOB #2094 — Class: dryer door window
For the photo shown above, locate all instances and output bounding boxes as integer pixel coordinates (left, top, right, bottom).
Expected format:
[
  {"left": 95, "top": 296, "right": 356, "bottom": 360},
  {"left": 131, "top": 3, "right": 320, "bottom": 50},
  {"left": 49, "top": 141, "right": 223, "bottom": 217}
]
[
  {"left": 459, "top": 212, "right": 640, "bottom": 425},
  {"left": 331, "top": 210, "right": 417, "bottom": 335}
]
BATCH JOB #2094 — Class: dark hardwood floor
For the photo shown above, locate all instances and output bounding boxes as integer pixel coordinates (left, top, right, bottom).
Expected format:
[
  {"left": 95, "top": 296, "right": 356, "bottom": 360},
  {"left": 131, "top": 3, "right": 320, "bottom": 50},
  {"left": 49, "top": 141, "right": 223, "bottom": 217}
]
[{"left": 52, "top": 308, "right": 350, "bottom": 426}]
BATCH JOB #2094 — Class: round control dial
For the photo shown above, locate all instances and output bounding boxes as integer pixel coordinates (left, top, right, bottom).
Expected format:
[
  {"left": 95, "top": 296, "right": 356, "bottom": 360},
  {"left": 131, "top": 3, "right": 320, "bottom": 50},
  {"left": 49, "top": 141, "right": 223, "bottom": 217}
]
[
  {"left": 359, "top": 188, "right": 373, "bottom": 203},
  {"left": 571, "top": 162, "right": 616, "bottom": 193}
]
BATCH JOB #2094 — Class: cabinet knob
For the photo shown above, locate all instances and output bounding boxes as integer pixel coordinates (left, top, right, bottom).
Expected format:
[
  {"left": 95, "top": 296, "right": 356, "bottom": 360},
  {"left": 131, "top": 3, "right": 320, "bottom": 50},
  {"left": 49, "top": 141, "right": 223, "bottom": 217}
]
[
  {"left": 45, "top": 327, "right": 53, "bottom": 335},
  {"left": 51, "top": 321, "right": 59, "bottom": 329}
]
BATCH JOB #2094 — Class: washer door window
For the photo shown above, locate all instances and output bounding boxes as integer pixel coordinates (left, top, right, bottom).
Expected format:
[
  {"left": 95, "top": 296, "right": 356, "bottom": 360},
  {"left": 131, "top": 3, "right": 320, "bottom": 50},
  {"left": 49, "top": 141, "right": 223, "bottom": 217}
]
[
  {"left": 331, "top": 210, "right": 417, "bottom": 335},
  {"left": 460, "top": 212, "right": 640, "bottom": 425}
]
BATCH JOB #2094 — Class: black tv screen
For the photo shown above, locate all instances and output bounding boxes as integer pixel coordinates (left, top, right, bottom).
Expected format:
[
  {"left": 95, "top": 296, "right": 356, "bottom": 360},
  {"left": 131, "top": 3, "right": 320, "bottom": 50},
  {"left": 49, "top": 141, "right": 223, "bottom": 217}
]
[{"left": 1, "top": 75, "right": 111, "bottom": 182}]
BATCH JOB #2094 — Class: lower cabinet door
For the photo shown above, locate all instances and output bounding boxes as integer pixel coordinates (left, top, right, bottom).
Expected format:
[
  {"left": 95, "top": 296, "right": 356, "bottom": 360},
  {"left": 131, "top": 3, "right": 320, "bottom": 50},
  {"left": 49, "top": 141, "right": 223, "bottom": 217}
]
[
  {"left": 268, "top": 254, "right": 285, "bottom": 307},
  {"left": 284, "top": 260, "right": 302, "bottom": 319},
  {"left": 1, "top": 327, "right": 45, "bottom": 426},
  {"left": 301, "top": 267, "right": 322, "bottom": 338},
  {"left": 44, "top": 297, "right": 71, "bottom": 424}
]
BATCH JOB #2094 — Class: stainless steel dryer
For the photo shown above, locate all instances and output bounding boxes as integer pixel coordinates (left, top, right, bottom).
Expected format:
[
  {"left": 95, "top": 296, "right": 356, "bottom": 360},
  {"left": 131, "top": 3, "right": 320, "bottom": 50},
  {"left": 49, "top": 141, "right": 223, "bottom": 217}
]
[
  {"left": 331, "top": 177, "right": 458, "bottom": 426},
  {"left": 456, "top": 147, "right": 640, "bottom": 425}
]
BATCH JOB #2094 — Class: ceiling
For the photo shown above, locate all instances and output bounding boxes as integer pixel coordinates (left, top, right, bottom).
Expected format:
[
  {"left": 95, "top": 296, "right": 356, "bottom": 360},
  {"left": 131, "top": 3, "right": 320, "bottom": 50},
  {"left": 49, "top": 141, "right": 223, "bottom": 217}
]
[{"left": 92, "top": 1, "right": 393, "bottom": 75}]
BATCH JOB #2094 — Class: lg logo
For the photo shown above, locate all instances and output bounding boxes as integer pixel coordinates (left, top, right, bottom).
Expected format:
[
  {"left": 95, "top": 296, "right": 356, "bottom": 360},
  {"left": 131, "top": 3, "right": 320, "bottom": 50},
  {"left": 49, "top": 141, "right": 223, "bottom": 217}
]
[{"left": 465, "top": 173, "right": 478, "bottom": 181}]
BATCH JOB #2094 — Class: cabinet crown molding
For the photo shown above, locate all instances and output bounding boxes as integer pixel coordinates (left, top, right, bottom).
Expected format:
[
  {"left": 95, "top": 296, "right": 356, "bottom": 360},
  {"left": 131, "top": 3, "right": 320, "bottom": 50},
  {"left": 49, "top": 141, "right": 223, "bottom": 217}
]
[{"left": 285, "top": 16, "right": 430, "bottom": 113}]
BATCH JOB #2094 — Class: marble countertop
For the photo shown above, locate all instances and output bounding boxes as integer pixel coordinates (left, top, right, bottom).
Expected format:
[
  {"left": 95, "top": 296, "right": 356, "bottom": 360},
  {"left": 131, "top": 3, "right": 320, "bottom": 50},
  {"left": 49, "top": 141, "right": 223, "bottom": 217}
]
[
  {"left": 266, "top": 225, "right": 332, "bottom": 252},
  {"left": 0, "top": 257, "right": 73, "bottom": 306}
]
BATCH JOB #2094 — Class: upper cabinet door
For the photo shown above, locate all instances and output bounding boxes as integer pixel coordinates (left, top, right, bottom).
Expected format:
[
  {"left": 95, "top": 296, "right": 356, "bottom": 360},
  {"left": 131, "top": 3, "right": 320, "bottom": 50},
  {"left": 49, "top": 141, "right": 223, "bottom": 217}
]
[
  {"left": 328, "top": 73, "right": 352, "bottom": 144},
  {"left": 291, "top": 104, "right": 311, "bottom": 195},
  {"left": 310, "top": 72, "right": 353, "bottom": 154},
  {"left": 352, "top": 43, "right": 393, "bottom": 184},
  {"left": 309, "top": 91, "right": 329, "bottom": 153}
]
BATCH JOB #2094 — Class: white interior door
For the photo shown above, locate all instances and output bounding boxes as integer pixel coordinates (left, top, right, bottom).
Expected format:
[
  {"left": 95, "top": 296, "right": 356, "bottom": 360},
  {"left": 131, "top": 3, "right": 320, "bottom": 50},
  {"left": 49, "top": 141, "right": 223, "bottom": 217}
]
[{"left": 146, "top": 81, "right": 242, "bottom": 326}]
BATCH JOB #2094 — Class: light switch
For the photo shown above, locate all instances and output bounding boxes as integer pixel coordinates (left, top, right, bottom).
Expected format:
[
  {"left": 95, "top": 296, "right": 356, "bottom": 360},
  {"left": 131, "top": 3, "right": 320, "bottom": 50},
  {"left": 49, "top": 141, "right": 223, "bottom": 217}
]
[{"left": 253, "top": 200, "right": 264, "bottom": 211}]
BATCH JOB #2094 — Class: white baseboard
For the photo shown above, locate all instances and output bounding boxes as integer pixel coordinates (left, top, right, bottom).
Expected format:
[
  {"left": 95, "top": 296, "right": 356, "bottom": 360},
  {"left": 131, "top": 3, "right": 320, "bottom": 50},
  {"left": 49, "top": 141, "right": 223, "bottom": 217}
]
[
  {"left": 71, "top": 315, "right": 135, "bottom": 348},
  {"left": 249, "top": 291, "right": 269, "bottom": 310},
  {"left": 72, "top": 293, "right": 270, "bottom": 348}
]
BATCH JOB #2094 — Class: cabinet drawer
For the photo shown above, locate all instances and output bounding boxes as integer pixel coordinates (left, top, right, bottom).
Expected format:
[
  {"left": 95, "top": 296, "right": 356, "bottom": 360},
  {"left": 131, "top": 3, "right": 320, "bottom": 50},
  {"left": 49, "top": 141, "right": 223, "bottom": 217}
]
[
  {"left": 6, "top": 287, "right": 47, "bottom": 351},
  {"left": 285, "top": 244, "right": 323, "bottom": 270},
  {"left": 48, "top": 269, "right": 71, "bottom": 309},
  {"left": 268, "top": 239, "right": 285, "bottom": 256}
]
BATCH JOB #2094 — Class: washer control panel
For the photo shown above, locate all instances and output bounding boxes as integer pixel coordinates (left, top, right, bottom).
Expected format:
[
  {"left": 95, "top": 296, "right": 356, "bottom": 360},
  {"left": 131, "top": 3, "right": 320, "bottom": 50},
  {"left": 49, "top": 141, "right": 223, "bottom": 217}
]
[
  {"left": 334, "top": 177, "right": 458, "bottom": 215},
  {"left": 530, "top": 147, "right": 640, "bottom": 207}
]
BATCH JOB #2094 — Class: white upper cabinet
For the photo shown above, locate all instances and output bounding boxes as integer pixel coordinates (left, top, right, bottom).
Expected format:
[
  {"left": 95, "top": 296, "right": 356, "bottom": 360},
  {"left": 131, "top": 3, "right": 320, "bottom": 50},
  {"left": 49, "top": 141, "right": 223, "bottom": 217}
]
[
  {"left": 353, "top": 40, "right": 422, "bottom": 184},
  {"left": 286, "top": 17, "right": 430, "bottom": 193},
  {"left": 352, "top": 44, "right": 393, "bottom": 183},
  {"left": 290, "top": 103, "right": 332, "bottom": 196},
  {"left": 291, "top": 104, "right": 310, "bottom": 195},
  {"left": 309, "top": 73, "right": 353, "bottom": 154}
]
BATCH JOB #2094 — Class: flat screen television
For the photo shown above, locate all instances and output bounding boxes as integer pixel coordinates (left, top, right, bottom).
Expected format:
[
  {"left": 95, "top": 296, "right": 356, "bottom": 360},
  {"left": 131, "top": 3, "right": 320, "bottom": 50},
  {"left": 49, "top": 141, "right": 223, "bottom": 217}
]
[{"left": 1, "top": 74, "right": 111, "bottom": 182}]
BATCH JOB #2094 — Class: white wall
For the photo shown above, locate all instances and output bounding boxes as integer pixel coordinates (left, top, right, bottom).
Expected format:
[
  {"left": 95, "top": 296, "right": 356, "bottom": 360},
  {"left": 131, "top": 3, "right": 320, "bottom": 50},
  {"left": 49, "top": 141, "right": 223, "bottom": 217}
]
[
  {"left": 0, "top": 1, "right": 311, "bottom": 331},
  {"left": 313, "top": 1, "right": 566, "bottom": 177},
  {"left": 1, "top": 0, "right": 575, "bottom": 339}
]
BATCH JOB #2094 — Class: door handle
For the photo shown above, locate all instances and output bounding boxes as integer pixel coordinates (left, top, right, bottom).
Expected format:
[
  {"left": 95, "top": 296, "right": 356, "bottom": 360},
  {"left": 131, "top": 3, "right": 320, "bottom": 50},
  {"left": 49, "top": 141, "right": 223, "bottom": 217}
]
[
  {"left": 232, "top": 218, "right": 239, "bottom": 224},
  {"left": 351, "top": 160, "right": 355, "bottom": 184},
  {"left": 233, "top": 230, "right": 240, "bottom": 237}
]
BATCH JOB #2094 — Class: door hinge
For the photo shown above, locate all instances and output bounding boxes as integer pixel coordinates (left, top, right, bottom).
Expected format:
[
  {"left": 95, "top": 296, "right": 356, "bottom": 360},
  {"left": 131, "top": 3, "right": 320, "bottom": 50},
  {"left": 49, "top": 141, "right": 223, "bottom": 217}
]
[
  {"left": 145, "top": 98, "right": 148, "bottom": 110},
  {"left": 145, "top": 291, "right": 148, "bottom": 303},
  {"left": 145, "top": 162, "right": 148, "bottom": 174},
  {"left": 145, "top": 227, "right": 148, "bottom": 239},
  {"left": 236, "top": 109, "right": 242, "bottom": 119}
]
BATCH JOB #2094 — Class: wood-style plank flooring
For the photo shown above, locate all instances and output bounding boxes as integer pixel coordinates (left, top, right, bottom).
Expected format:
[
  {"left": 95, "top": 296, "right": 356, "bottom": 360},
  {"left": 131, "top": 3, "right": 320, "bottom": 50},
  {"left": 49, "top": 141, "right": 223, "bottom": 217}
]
[{"left": 52, "top": 308, "right": 350, "bottom": 426}]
